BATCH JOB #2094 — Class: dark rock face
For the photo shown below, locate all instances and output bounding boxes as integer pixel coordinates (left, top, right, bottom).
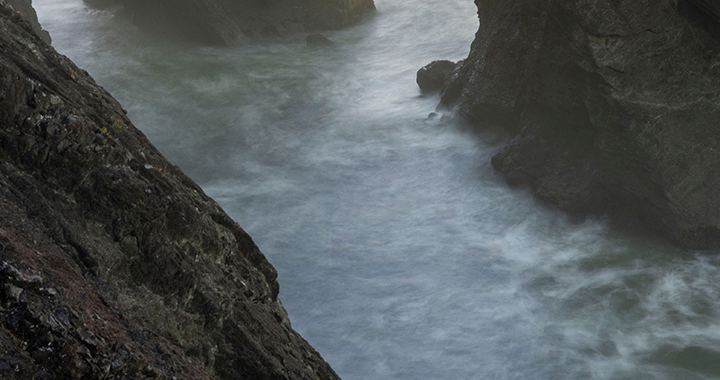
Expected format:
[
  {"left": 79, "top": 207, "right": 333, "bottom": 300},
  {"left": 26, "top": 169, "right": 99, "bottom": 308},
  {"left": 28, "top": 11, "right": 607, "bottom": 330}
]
[
  {"left": 0, "top": 2, "right": 340, "bottom": 379},
  {"left": 416, "top": 60, "right": 457, "bottom": 93},
  {"left": 440, "top": 0, "right": 720, "bottom": 248},
  {"left": 86, "top": 0, "right": 375, "bottom": 45},
  {"left": 679, "top": 0, "right": 720, "bottom": 38}
]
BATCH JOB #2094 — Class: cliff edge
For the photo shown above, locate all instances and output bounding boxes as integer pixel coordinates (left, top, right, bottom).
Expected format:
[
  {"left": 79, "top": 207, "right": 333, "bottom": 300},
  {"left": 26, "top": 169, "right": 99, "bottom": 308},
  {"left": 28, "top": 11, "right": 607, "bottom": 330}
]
[
  {"left": 0, "top": 0, "right": 341, "bottom": 378},
  {"left": 435, "top": 0, "right": 720, "bottom": 248}
]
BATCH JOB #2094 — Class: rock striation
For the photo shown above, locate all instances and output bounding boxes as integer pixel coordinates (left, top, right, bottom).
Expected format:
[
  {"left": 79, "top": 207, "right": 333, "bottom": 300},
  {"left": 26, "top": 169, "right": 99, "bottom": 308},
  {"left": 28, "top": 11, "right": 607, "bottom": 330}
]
[
  {"left": 85, "top": 0, "right": 376, "bottom": 45},
  {"left": 0, "top": 1, "right": 341, "bottom": 378},
  {"left": 434, "top": 0, "right": 720, "bottom": 248}
]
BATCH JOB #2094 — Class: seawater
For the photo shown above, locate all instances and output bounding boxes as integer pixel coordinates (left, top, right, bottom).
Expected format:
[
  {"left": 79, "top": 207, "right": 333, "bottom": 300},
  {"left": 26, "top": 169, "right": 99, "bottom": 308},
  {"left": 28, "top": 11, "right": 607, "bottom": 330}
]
[{"left": 35, "top": 1, "right": 720, "bottom": 379}]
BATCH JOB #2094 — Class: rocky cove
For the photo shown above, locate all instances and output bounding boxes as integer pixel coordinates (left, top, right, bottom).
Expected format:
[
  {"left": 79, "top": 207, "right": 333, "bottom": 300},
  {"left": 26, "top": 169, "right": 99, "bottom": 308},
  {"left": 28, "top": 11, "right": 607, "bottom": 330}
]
[{"left": 4, "top": 0, "right": 720, "bottom": 379}]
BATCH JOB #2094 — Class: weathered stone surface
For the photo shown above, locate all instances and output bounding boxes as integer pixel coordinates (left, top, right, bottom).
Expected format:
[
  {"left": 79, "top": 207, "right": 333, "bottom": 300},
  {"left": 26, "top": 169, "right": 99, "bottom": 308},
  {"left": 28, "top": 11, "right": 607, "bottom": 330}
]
[
  {"left": 86, "top": 0, "right": 376, "bottom": 45},
  {"left": 437, "top": 0, "right": 720, "bottom": 248},
  {"left": 0, "top": 1, "right": 341, "bottom": 379},
  {"left": 416, "top": 60, "right": 457, "bottom": 93}
]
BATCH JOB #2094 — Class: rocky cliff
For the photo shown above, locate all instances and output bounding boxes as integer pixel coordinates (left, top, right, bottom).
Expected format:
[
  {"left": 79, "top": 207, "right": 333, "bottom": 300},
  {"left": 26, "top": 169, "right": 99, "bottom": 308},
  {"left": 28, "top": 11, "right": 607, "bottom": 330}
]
[
  {"left": 0, "top": 1, "right": 341, "bottom": 378},
  {"left": 85, "top": 0, "right": 375, "bottom": 45},
  {"left": 435, "top": 0, "right": 720, "bottom": 248}
]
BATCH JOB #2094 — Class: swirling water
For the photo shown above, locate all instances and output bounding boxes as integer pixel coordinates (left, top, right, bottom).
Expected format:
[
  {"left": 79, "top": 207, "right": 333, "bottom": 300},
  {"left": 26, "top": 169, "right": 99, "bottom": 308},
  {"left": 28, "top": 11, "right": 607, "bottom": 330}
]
[{"left": 34, "top": 1, "right": 720, "bottom": 379}]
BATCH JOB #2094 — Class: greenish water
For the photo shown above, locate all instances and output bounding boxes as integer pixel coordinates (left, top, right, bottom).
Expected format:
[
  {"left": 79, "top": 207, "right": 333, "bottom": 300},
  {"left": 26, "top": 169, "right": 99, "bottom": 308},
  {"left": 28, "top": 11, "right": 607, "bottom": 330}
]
[{"left": 35, "top": 1, "right": 720, "bottom": 379}]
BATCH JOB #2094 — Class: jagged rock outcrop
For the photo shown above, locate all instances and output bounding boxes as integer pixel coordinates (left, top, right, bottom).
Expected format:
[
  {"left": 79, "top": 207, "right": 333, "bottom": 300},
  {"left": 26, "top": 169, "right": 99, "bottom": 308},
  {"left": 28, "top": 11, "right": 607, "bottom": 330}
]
[
  {"left": 85, "top": 0, "right": 375, "bottom": 45},
  {"left": 0, "top": 1, "right": 341, "bottom": 378},
  {"left": 435, "top": 0, "right": 720, "bottom": 248}
]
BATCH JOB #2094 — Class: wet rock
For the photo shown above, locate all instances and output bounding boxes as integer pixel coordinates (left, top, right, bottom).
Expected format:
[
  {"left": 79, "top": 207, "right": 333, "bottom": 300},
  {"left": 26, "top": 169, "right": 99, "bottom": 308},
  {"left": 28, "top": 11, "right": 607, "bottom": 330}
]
[
  {"left": 306, "top": 33, "right": 335, "bottom": 47},
  {"left": 436, "top": 0, "right": 720, "bottom": 248},
  {"left": 416, "top": 60, "right": 456, "bottom": 93}
]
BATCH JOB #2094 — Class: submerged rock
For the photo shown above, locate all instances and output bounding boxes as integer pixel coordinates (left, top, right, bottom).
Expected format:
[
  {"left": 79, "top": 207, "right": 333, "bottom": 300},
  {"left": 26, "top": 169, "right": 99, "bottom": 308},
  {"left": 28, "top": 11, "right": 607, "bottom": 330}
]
[
  {"left": 0, "top": 1, "right": 340, "bottom": 379},
  {"left": 85, "top": 0, "right": 376, "bottom": 45},
  {"left": 6, "top": 0, "right": 50, "bottom": 44},
  {"left": 416, "top": 60, "right": 456, "bottom": 93},
  {"left": 436, "top": 0, "right": 720, "bottom": 248},
  {"left": 307, "top": 33, "right": 335, "bottom": 47}
]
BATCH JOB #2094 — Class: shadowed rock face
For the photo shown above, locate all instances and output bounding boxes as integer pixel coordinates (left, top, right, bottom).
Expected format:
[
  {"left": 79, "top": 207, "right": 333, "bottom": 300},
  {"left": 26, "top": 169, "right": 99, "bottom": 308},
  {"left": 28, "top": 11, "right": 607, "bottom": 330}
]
[
  {"left": 0, "top": 1, "right": 341, "bottom": 378},
  {"left": 416, "top": 60, "right": 458, "bottom": 93},
  {"left": 86, "top": 0, "right": 375, "bottom": 45},
  {"left": 438, "top": 0, "right": 720, "bottom": 249},
  {"left": 679, "top": 0, "right": 720, "bottom": 37}
]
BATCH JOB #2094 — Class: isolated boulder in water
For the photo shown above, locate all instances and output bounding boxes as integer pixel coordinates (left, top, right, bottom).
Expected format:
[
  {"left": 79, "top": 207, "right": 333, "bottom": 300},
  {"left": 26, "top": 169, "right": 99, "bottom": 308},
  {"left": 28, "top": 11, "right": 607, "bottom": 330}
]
[
  {"left": 84, "top": 0, "right": 376, "bottom": 45},
  {"left": 416, "top": 60, "right": 456, "bottom": 93},
  {"left": 307, "top": 33, "right": 336, "bottom": 47},
  {"left": 438, "top": 0, "right": 720, "bottom": 249},
  {"left": 0, "top": 2, "right": 341, "bottom": 379}
]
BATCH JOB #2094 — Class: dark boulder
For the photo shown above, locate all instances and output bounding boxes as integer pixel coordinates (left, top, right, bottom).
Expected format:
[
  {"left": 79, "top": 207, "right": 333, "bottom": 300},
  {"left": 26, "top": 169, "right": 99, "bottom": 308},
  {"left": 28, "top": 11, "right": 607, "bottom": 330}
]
[
  {"left": 437, "top": 0, "right": 720, "bottom": 248},
  {"left": 0, "top": 2, "right": 340, "bottom": 379},
  {"left": 416, "top": 60, "right": 457, "bottom": 93}
]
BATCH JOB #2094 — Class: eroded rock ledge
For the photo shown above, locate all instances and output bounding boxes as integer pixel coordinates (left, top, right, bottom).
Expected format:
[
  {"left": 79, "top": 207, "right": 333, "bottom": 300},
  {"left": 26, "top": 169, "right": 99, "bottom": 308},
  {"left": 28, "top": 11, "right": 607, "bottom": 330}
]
[
  {"left": 0, "top": 1, "right": 340, "bottom": 378},
  {"left": 432, "top": 0, "right": 720, "bottom": 249},
  {"left": 85, "top": 0, "right": 376, "bottom": 45}
]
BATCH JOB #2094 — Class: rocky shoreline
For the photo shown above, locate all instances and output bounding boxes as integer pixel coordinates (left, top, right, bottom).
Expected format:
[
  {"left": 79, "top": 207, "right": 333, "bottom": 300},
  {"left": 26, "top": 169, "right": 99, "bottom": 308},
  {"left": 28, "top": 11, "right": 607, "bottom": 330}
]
[
  {"left": 0, "top": 0, "right": 341, "bottom": 378},
  {"left": 425, "top": 0, "right": 720, "bottom": 249}
]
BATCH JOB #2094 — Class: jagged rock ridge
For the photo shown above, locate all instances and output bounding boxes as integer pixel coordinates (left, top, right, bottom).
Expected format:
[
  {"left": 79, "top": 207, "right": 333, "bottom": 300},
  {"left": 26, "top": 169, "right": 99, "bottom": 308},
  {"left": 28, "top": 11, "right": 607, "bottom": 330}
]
[
  {"left": 434, "top": 0, "right": 720, "bottom": 249},
  {"left": 0, "top": 0, "right": 341, "bottom": 378}
]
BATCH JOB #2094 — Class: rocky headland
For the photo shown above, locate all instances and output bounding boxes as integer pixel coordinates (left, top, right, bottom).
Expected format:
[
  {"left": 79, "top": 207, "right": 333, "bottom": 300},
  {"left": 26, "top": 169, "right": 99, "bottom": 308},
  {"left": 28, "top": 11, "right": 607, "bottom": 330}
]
[
  {"left": 427, "top": 0, "right": 720, "bottom": 249},
  {"left": 0, "top": 0, "right": 341, "bottom": 378},
  {"left": 84, "top": 0, "right": 376, "bottom": 45}
]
